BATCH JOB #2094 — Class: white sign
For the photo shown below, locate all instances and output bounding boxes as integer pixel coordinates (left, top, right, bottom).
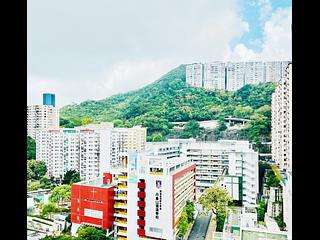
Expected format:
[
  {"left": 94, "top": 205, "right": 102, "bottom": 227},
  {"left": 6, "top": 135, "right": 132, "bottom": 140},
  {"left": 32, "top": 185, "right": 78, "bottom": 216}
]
[{"left": 84, "top": 208, "right": 103, "bottom": 219}]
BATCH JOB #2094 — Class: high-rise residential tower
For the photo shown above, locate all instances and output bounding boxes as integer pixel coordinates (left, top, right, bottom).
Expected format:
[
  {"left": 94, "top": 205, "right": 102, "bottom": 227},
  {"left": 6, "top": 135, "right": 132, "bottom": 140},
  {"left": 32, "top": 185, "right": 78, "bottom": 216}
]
[
  {"left": 43, "top": 93, "right": 56, "bottom": 107},
  {"left": 186, "top": 61, "right": 291, "bottom": 91},
  {"left": 27, "top": 93, "right": 59, "bottom": 140}
]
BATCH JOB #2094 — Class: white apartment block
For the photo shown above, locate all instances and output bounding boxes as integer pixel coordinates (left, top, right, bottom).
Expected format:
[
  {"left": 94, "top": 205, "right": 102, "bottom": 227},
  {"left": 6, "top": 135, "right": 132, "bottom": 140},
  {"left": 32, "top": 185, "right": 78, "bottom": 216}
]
[
  {"left": 186, "top": 63, "right": 203, "bottom": 88},
  {"left": 272, "top": 63, "right": 292, "bottom": 171},
  {"left": 244, "top": 62, "right": 265, "bottom": 85},
  {"left": 226, "top": 62, "right": 246, "bottom": 91},
  {"left": 36, "top": 124, "right": 147, "bottom": 180},
  {"left": 272, "top": 63, "right": 292, "bottom": 239},
  {"left": 186, "top": 61, "right": 291, "bottom": 91},
  {"left": 27, "top": 105, "right": 59, "bottom": 140},
  {"left": 264, "top": 61, "right": 291, "bottom": 83},
  {"left": 203, "top": 62, "right": 226, "bottom": 90},
  {"left": 147, "top": 139, "right": 259, "bottom": 207}
]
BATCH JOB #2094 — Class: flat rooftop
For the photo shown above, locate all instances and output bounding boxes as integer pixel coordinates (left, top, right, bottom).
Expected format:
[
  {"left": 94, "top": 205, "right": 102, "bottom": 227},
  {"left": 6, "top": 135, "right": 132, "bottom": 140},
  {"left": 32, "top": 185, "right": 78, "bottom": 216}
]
[{"left": 74, "top": 177, "right": 116, "bottom": 188}]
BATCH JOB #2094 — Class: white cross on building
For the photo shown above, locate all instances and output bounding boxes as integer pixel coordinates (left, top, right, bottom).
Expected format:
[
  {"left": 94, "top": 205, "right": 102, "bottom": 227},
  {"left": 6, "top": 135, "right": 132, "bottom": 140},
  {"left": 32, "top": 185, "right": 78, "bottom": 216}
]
[{"left": 91, "top": 188, "right": 97, "bottom": 198}]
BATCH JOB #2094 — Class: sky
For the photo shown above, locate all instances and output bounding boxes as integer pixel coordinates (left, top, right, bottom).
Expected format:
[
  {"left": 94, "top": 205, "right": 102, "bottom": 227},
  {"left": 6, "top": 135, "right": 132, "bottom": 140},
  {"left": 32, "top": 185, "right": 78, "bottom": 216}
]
[{"left": 27, "top": 0, "right": 292, "bottom": 107}]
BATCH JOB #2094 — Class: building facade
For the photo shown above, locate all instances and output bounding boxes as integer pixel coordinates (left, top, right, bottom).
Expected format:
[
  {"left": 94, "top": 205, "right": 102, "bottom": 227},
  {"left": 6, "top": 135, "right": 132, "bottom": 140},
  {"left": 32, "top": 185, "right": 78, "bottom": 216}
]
[
  {"left": 203, "top": 62, "right": 226, "bottom": 90},
  {"left": 71, "top": 154, "right": 196, "bottom": 240},
  {"left": 271, "top": 63, "right": 292, "bottom": 239},
  {"left": 186, "top": 63, "right": 203, "bottom": 88},
  {"left": 147, "top": 139, "right": 259, "bottom": 207},
  {"left": 186, "top": 61, "right": 291, "bottom": 91},
  {"left": 36, "top": 125, "right": 147, "bottom": 180},
  {"left": 27, "top": 104, "right": 59, "bottom": 140},
  {"left": 272, "top": 63, "right": 292, "bottom": 171}
]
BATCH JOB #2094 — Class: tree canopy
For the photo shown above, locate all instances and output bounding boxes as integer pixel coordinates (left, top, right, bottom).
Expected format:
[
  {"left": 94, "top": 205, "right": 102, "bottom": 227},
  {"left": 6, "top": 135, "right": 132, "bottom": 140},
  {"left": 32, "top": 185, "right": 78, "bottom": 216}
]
[
  {"left": 63, "top": 170, "right": 81, "bottom": 185},
  {"left": 49, "top": 185, "right": 71, "bottom": 205},
  {"left": 198, "top": 185, "right": 233, "bottom": 216},
  {"left": 27, "top": 160, "right": 47, "bottom": 180},
  {"left": 77, "top": 226, "right": 111, "bottom": 240}
]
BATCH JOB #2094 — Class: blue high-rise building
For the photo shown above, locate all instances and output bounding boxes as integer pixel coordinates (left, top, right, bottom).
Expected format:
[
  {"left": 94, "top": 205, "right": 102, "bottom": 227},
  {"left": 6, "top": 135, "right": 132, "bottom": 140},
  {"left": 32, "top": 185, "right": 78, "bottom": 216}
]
[{"left": 43, "top": 93, "right": 56, "bottom": 107}]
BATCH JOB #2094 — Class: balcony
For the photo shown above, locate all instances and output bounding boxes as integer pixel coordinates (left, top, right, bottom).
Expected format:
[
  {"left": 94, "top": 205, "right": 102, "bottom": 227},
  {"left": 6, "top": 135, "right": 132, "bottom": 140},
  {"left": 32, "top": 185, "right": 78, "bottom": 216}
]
[
  {"left": 117, "top": 184, "right": 128, "bottom": 190},
  {"left": 117, "top": 228, "right": 127, "bottom": 236},
  {"left": 137, "top": 210, "right": 146, "bottom": 217},
  {"left": 114, "top": 218, "right": 127, "bottom": 227},
  {"left": 114, "top": 202, "right": 128, "bottom": 209},
  {"left": 138, "top": 182, "right": 146, "bottom": 189},
  {"left": 138, "top": 192, "right": 146, "bottom": 199},
  {"left": 137, "top": 201, "right": 145, "bottom": 208},
  {"left": 114, "top": 210, "right": 127, "bottom": 218},
  {"left": 137, "top": 219, "right": 145, "bottom": 226}
]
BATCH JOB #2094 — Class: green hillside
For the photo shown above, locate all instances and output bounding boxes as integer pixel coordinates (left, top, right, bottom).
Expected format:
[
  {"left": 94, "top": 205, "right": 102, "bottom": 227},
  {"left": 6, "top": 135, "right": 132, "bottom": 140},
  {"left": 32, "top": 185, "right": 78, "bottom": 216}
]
[{"left": 60, "top": 64, "right": 276, "bottom": 150}]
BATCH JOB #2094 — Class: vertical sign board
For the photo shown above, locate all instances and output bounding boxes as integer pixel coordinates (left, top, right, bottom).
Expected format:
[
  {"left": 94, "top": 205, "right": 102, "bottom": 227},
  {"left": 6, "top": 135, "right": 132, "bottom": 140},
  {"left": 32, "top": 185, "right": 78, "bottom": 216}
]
[{"left": 128, "top": 152, "right": 138, "bottom": 183}]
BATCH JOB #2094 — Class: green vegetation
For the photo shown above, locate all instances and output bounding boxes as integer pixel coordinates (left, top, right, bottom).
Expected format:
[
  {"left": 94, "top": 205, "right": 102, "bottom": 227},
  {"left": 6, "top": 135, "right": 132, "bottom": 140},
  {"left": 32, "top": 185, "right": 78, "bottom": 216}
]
[
  {"left": 180, "top": 120, "right": 202, "bottom": 139},
  {"left": 41, "top": 235, "right": 78, "bottom": 240},
  {"left": 198, "top": 185, "right": 233, "bottom": 232},
  {"left": 177, "top": 210, "right": 189, "bottom": 237},
  {"left": 27, "top": 136, "right": 36, "bottom": 160},
  {"left": 40, "top": 203, "right": 60, "bottom": 219},
  {"left": 199, "top": 185, "right": 233, "bottom": 216},
  {"left": 49, "top": 185, "right": 71, "bottom": 206},
  {"left": 185, "top": 200, "right": 195, "bottom": 223},
  {"left": 216, "top": 213, "right": 227, "bottom": 232},
  {"left": 257, "top": 200, "right": 267, "bottom": 222},
  {"left": 27, "top": 160, "right": 47, "bottom": 180},
  {"left": 63, "top": 170, "right": 81, "bottom": 185},
  {"left": 177, "top": 200, "right": 195, "bottom": 238},
  {"left": 275, "top": 211, "right": 286, "bottom": 231},
  {"left": 60, "top": 65, "right": 276, "bottom": 151},
  {"left": 259, "top": 162, "right": 271, "bottom": 193},
  {"left": 77, "top": 226, "right": 113, "bottom": 240},
  {"left": 265, "top": 169, "right": 280, "bottom": 188}
]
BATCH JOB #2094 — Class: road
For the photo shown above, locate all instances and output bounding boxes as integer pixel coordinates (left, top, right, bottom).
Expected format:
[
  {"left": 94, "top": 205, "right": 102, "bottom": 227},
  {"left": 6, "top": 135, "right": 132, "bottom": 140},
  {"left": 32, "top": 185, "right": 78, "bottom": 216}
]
[{"left": 187, "top": 212, "right": 211, "bottom": 240}]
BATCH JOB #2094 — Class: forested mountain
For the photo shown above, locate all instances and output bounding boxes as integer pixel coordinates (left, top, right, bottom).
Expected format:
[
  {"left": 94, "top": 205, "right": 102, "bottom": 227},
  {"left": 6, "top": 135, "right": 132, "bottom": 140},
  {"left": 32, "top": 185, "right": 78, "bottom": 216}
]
[{"left": 60, "top": 64, "right": 276, "bottom": 151}]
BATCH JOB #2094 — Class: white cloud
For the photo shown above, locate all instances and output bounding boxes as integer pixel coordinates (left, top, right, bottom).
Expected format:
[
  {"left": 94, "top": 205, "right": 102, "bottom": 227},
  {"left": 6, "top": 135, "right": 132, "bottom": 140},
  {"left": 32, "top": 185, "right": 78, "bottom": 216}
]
[
  {"left": 28, "top": 0, "right": 253, "bottom": 106},
  {"left": 27, "top": 59, "right": 175, "bottom": 107},
  {"left": 258, "top": 0, "right": 272, "bottom": 22},
  {"left": 226, "top": 7, "right": 292, "bottom": 61}
]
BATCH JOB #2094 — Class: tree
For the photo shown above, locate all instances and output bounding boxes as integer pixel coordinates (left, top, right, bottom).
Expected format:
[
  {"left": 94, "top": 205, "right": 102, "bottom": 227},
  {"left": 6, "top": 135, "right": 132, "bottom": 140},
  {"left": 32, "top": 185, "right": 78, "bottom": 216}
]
[
  {"left": 41, "top": 235, "right": 79, "bottom": 240},
  {"left": 217, "top": 120, "right": 227, "bottom": 132},
  {"left": 77, "top": 226, "right": 109, "bottom": 240},
  {"left": 177, "top": 210, "right": 189, "bottom": 237},
  {"left": 183, "top": 120, "right": 201, "bottom": 138},
  {"left": 216, "top": 212, "right": 227, "bottom": 232},
  {"left": 40, "top": 177, "right": 49, "bottom": 185},
  {"left": 40, "top": 203, "right": 59, "bottom": 219},
  {"left": 233, "top": 106, "right": 254, "bottom": 119},
  {"left": 27, "top": 165, "right": 34, "bottom": 180},
  {"left": 50, "top": 185, "right": 71, "bottom": 206},
  {"left": 198, "top": 185, "right": 233, "bottom": 217},
  {"left": 63, "top": 170, "right": 81, "bottom": 184},
  {"left": 28, "top": 160, "right": 47, "bottom": 180},
  {"left": 27, "top": 136, "right": 36, "bottom": 160},
  {"left": 257, "top": 200, "right": 267, "bottom": 222},
  {"left": 80, "top": 117, "right": 94, "bottom": 125},
  {"left": 152, "top": 133, "right": 163, "bottom": 142},
  {"left": 185, "top": 200, "right": 195, "bottom": 223},
  {"left": 265, "top": 170, "right": 280, "bottom": 188}
]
